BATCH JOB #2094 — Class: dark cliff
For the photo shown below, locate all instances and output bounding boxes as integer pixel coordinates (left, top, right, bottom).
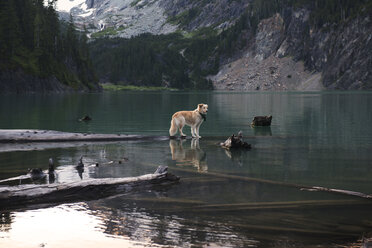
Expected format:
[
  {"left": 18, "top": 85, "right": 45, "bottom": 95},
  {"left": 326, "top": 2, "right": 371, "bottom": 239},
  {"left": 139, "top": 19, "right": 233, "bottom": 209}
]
[
  {"left": 276, "top": 7, "right": 372, "bottom": 90},
  {"left": 213, "top": 1, "right": 372, "bottom": 90}
]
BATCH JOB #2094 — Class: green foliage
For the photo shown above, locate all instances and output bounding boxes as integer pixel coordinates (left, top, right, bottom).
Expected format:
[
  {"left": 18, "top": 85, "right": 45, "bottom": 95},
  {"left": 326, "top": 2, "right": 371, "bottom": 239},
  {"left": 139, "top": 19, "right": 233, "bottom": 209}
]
[
  {"left": 130, "top": 0, "right": 141, "bottom": 7},
  {"left": 90, "top": 33, "right": 194, "bottom": 89},
  {"left": 91, "top": 26, "right": 126, "bottom": 38},
  {"left": 0, "top": 0, "right": 97, "bottom": 90},
  {"left": 168, "top": 8, "right": 201, "bottom": 27},
  {"left": 248, "top": 0, "right": 372, "bottom": 29},
  {"left": 101, "top": 83, "right": 177, "bottom": 91},
  {"left": 308, "top": 0, "right": 372, "bottom": 27}
]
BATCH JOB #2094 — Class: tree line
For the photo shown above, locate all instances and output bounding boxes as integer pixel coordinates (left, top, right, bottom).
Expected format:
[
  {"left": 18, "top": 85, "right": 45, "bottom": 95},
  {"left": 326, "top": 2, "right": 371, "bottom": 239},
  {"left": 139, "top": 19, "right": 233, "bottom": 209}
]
[{"left": 0, "top": 0, "right": 97, "bottom": 90}]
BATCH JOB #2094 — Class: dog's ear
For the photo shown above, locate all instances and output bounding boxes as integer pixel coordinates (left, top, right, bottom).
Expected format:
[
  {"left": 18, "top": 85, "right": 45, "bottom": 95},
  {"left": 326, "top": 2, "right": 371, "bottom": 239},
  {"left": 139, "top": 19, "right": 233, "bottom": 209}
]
[{"left": 198, "top": 104, "right": 204, "bottom": 109}]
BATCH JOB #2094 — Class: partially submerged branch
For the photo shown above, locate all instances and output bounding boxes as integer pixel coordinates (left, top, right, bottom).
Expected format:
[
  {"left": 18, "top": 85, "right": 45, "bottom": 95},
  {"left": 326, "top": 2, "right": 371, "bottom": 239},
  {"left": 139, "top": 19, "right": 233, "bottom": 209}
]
[
  {"left": 220, "top": 131, "right": 251, "bottom": 149},
  {"left": 140, "top": 162, "right": 372, "bottom": 200}
]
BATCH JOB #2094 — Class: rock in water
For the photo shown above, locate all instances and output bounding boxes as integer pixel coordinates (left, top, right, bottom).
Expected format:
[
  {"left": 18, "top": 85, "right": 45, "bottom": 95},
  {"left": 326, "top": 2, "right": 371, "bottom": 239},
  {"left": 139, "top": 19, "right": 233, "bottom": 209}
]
[
  {"left": 251, "top": 115, "right": 272, "bottom": 126},
  {"left": 79, "top": 115, "right": 92, "bottom": 122}
]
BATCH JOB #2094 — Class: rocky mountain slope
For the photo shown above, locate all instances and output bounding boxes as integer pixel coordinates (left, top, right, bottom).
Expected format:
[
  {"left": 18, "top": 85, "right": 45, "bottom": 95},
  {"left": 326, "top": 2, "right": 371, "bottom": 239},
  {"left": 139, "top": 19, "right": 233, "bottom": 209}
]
[
  {"left": 60, "top": 0, "right": 248, "bottom": 37},
  {"left": 213, "top": 9, "right": 372, "bottom": 90},
  {"left": 62, "top": 0, "right": 372, "bottom": 90}
]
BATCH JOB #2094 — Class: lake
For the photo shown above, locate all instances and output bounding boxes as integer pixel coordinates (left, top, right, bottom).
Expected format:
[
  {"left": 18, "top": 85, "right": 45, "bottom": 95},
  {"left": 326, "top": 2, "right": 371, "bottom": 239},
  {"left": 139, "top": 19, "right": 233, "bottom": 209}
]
[{"left": 1, "top": 91, "right": 372, "bottom": 247}]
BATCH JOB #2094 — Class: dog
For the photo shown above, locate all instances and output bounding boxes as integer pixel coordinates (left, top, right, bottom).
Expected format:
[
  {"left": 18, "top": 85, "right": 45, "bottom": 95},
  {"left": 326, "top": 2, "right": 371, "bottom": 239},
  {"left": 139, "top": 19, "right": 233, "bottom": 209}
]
[{"left": 169, "top": 103, "right": 208, "bottom": 138}]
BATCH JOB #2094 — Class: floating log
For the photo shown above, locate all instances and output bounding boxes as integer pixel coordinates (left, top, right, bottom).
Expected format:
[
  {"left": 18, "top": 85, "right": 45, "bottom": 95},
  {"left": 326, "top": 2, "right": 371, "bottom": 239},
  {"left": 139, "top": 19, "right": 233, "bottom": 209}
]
[
  {"left": 251, "top": 115, "right": 272, "bottom": 126},
  {"left": 0, "top": 129, "right": 170, "bottom": 143},
  {"left": 220, "top": 131, "right": 251, "bottom": 149},
  {"left": 0, "top": 166, "right": 179, "bottom": 210}
]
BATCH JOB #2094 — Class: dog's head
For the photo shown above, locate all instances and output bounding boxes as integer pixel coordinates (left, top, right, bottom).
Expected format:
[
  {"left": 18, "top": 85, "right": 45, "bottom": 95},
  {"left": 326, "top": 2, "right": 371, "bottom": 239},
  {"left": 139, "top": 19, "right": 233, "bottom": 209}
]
[{"left": 198, "top": 103, "right": 208, "bottom": 114}]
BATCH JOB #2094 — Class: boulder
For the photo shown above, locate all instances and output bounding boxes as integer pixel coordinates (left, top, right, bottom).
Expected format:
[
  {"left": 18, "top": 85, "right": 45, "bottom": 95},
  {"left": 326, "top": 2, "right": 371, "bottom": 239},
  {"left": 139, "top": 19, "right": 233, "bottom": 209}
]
[{"left": 251, "top": 115, "right": 272, "bottom": 126}]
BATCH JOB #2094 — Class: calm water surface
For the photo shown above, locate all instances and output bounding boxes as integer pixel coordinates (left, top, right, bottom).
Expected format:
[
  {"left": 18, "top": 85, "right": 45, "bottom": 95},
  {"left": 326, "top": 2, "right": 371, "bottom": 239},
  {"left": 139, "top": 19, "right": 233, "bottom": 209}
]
[{"left": 1, "top": 91, "right": 372, "bottom": 247}]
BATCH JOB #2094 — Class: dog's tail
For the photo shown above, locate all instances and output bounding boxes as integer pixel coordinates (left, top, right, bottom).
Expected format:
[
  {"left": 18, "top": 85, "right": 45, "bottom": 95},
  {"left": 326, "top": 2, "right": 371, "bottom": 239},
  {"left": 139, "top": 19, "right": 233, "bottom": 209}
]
[{"left": 169, "top": 117, "right": 178, "bottom": 136}]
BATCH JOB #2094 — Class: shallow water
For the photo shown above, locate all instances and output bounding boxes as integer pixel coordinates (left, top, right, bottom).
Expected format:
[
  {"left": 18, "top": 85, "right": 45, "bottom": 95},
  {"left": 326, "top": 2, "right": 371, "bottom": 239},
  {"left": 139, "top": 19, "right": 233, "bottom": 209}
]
[{"left": 1, "top": 91, "right": 372, "bottom": 247}]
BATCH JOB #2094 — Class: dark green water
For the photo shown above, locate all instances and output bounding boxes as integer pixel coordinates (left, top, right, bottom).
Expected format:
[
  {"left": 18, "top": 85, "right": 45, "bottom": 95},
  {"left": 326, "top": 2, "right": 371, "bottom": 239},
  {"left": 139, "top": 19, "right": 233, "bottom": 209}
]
[{"left": 1, "top": 91, "right": 372, "bottom": 247}]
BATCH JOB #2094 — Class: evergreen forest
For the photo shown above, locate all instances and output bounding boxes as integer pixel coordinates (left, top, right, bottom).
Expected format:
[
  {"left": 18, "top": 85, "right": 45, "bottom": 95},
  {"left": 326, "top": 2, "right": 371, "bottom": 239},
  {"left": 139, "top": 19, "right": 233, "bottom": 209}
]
[{"left": 0, "top": 0, "right": 97, "bottom": 90}]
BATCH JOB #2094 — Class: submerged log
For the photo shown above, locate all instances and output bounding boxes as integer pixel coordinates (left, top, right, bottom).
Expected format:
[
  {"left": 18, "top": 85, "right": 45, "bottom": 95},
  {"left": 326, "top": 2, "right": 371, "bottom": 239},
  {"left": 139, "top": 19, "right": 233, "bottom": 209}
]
[
  {"left": 220, "top": 131, "right": 251, "bottom": 149},
  {"left": 251, "top": 115, "right": 272, "bottom": 126},
  {"left": 0, "top": 166, "right": 179, "bottom": 209},
  {"left": 140, "top": 162, "right": 372, "bottom": 200}
]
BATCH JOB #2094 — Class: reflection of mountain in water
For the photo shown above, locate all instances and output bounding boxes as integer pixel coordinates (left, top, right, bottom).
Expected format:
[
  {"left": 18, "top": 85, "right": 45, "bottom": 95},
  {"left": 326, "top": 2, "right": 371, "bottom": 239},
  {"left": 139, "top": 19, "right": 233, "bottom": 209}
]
[{"left": 85, "top": 187, "right": 372, "bottom": 248}]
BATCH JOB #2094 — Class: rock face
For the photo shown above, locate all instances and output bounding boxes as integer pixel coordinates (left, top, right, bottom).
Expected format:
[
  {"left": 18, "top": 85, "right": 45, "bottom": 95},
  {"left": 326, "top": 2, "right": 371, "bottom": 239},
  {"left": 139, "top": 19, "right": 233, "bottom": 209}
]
[
  {"left": 316, "top": 17, "right": 372, "bottom": 89},
  {"left": 68, "top": 0, "right": 177, "bottom": 37},
  {"left": 65, "top": 0, "right": 248, "bottom": 37},
  {"left": 213, "top": 8, "right": 372, "bottom": 90},
  {"left": 255, "top": 14, "right": 285, "bottom": 61}
]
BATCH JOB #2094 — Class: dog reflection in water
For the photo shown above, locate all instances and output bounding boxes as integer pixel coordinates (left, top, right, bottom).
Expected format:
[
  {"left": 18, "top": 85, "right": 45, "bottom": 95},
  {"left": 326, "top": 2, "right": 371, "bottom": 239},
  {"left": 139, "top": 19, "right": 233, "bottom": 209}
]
[{"left": 169, "top": 139, "right": 207, "bottom": 172}]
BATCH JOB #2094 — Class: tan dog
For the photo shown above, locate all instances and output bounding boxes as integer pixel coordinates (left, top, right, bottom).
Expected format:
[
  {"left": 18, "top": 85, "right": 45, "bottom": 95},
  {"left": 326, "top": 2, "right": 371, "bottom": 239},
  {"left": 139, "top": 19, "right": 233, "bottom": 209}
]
[{"left": 169, "top": 103, "right": 208, "bottom": 138}]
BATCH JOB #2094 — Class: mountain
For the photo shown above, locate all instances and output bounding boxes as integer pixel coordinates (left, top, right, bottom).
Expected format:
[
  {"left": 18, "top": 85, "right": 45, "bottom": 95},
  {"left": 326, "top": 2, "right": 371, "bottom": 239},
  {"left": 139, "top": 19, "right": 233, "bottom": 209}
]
[
  {"left": 64, "top": 0, "right": 372, "bottom": 90},
  {"left": 59, "top": 0, "right": 248, "bottom": 38}
]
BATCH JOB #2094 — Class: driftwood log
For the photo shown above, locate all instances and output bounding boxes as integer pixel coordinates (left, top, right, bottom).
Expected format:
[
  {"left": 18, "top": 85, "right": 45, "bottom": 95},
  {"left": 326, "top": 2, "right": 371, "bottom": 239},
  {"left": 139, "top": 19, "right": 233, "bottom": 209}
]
[
  {"left": 0, "top": 166, "right": 179, "bottom": 210},
  {"left": 220, "top": 131, "right": 251, "bottom": 149},
  {"left": 251, "top": 115, "right": 272, "bottom": 126},
  {"left": 0, "top": 129, "right": 170, "bottom": 143}
]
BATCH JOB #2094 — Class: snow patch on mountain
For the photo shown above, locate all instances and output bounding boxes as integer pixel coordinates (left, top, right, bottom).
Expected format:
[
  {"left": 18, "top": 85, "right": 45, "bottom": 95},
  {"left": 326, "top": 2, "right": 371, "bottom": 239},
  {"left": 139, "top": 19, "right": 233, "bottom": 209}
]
[{"left": 56, "top": 0, "right": 86, "bottom": 12}]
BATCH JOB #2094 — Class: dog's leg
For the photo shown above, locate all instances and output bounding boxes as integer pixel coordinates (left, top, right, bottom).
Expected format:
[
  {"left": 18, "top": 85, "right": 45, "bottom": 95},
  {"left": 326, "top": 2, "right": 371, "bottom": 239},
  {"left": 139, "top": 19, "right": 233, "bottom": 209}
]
[
  {"left": 179, "top": 123, "right": 186, "bottom": 137},
  {"left": 191, "top": 126, "right": 197, "bottom": 138},
  {"left": 196, "top": 123, "right": 202, "bottom": 138}
]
